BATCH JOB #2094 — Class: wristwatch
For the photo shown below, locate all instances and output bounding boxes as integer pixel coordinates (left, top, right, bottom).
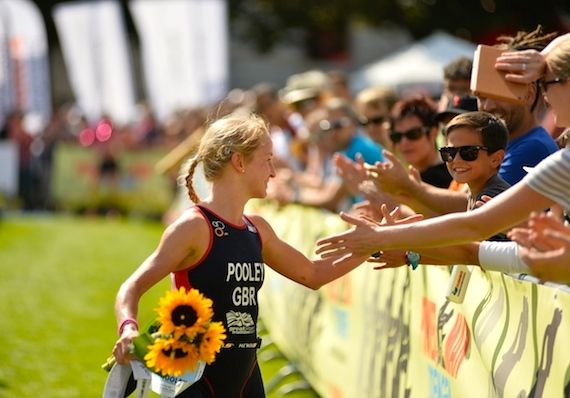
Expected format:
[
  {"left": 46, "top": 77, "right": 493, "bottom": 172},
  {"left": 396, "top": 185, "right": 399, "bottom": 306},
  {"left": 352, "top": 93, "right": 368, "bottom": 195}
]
[{"left": 405, "top": 251, "right": 421, "bottom": 270}]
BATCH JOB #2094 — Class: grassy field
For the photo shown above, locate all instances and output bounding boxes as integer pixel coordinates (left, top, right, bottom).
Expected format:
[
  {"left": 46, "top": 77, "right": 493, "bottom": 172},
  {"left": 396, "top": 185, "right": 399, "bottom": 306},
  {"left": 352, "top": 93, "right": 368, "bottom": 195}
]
[{"left": 0, "top": 215, "right": 317, "bottom": 398}]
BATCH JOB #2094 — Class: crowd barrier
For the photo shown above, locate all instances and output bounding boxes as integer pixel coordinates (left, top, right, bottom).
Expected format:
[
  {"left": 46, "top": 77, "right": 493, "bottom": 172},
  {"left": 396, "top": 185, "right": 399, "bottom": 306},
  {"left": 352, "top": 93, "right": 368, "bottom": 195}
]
[
  {"left": 254, "top": 202, "right": 570, "bottom": 398},
  {"left": 52, "top": 144, "right": 173, "bottom": 215}
]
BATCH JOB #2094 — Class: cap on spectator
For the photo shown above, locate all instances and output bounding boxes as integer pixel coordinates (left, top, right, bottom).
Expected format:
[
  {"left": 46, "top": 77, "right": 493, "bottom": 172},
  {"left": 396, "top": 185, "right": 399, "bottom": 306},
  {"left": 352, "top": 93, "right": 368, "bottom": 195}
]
[
  {"left": 434, "top": 95, "right": 478, "bottom": 123},
  {"left": 282, "top": 87, "right": 320, "bottom": 105},
  {"left": 281, "top": 70, "right": 329, "bottom": 106}
]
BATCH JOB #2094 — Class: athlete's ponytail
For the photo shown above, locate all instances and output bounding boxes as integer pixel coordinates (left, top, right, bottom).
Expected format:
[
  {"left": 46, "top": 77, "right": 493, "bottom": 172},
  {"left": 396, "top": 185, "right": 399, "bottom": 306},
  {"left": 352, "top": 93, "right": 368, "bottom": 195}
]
[{"left": 183, "top": 156, "right": 201, "bottom": 204}]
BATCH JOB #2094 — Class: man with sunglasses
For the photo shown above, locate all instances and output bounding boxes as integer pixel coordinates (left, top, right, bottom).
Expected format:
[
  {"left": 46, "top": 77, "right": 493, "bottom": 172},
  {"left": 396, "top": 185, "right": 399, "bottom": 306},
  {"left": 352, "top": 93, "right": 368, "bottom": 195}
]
[
  {"left": 355, "top": 86, "right": 399, "bottom": 152},
  {"left": 477, "top": 26, "right": 559, "bottom": 186}
]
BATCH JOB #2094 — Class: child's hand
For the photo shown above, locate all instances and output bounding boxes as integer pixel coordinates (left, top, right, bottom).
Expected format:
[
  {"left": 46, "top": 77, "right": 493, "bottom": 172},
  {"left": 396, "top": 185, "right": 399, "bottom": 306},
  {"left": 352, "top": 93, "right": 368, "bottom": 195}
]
[{"left": 474, "top": 195, "right": 493, "bottom": 208}]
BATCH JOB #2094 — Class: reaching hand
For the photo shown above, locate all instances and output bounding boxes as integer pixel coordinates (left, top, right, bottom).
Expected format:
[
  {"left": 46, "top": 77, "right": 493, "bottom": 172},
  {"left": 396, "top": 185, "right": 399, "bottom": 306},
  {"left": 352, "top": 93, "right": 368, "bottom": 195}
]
[
  {"left": 365, "top": 150, "right": 417, "bottom": 196},
  {"left": 513, "top": 210, "right": 570, "bottom": 284},
  {"left": 335, "top": 153, "right": 367, "bottom": 196},
  {"left": 350, "top": 200, "right": 384, "bottom": 222},
  {"left": 315, "top": 206, "right": 423, "bottom": 266},
  {"left": 315, "top": 212, "right": 384, "bottom": 261},
  {"left": 508, "top": 227, "right": 534, "bottom": 249},
  {"left": 509, "top": 211, "right": 567, "bottom": 251},
  {"left": 474, "top": 195, "right": 493, "bottom": 208},
  {"left": 367, "top": 204, "right": 421, "bottom": 269},
  {"left": 368, "top": 249, "right": 407, "bottom": 270},
  {"left": 518, "top": 228, "right": 570, "bottom": 284},
  {"left": 495, "top": 49, "right": 546, "bottom": 84}
]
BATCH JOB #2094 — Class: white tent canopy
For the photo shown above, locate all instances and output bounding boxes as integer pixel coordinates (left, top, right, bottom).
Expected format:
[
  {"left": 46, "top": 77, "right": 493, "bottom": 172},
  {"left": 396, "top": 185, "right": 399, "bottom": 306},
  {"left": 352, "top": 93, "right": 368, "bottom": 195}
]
[{"left": 350, "top": 31, "right": 477, "bottom": 97}]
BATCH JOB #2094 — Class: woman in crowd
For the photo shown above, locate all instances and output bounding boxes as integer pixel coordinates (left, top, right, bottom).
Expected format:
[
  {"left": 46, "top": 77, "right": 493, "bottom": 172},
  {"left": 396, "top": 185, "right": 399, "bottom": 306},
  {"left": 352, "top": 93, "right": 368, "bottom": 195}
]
[{"left": 387, "top": 95, "right": 452, "bottom": 189}]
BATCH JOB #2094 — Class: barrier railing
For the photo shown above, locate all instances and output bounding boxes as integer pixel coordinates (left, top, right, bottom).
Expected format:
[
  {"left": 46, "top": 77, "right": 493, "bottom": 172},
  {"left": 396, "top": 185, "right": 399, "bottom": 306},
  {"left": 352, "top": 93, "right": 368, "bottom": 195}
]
[{"left": 255, "top": 202, "right": 570, "bottom": 398}]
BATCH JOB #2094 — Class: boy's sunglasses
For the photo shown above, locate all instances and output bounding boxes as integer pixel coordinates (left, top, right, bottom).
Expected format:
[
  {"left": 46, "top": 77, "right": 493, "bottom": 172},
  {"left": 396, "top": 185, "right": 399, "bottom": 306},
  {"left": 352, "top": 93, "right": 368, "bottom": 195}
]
[
  {"left": 439, "top": 145, "right": 489, "bottom": 162},
  {"left": 389, "top": 126, "right": 428, "bottom": 144}
]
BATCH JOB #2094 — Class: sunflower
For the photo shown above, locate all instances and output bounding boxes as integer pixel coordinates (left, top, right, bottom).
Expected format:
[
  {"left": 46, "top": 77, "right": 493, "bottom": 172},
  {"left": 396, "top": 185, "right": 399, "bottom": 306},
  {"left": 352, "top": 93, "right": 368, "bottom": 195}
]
[
  {"left": 156, "top": 287, "right": 214, "bottom": 339},
  {"left": 199, "top": 321, "right": 227, "bottom": 364},
  {"left": 144, "top": 337, "right": 200, "bottom": 376}
]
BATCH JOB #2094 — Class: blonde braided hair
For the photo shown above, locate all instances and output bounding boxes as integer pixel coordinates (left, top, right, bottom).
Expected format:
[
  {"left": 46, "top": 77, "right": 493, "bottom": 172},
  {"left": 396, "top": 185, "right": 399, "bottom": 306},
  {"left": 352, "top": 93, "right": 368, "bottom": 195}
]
[{"left": 179, "top": 113, "right": 269, "bottom": 203}]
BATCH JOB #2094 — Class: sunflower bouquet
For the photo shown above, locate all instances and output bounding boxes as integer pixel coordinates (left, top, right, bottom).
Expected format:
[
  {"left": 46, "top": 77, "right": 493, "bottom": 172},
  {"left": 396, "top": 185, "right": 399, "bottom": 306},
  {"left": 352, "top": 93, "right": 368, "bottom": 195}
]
[
  {"left": 103, "top": 288, "right": 226, "bottom": 397},
  {"left": 133, "top": 287, "right": 227, "bottom": 377}
]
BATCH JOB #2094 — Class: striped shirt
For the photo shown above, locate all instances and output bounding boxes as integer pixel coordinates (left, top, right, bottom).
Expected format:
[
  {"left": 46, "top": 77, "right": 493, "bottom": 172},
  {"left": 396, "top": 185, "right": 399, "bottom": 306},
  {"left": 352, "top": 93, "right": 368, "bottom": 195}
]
[{"left": 524, "top": 148, "right": 570, "bottom": 210}]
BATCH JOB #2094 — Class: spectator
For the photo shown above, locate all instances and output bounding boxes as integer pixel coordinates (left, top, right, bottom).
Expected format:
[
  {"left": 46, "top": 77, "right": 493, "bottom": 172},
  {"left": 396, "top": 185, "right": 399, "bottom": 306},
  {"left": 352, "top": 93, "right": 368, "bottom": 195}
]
[
  {"left": 438, "top": 56, "right": 473, "bottom": 112},
  {"left": 389, "top": 95, "right": 452, "bottom": 189},
  {"left": 252, "top": 82, "right": 306, "bottom": 171},
  {"left": 439, "top": 112, "right": 510, "bottom": 239},
  {"left": 268, "top": 98, "right": 383, "bottom": 212},
  {"left": 4, "top": 109, "right": 36, "bottom": 210},
  {"left": 479, "top": 25, "right": 559, "bottom": 185},
  {"left": 280, "top": 70, "right": 330, "bottom": 118},
  {"left": 355, "top": 27, "right": 561, "bottom": 218},
  {"left": 355, "top": 86, "right": 399, "bottom": 151},
  {"left": 327, "top": 69, "right": 352, "bottom": 101}
]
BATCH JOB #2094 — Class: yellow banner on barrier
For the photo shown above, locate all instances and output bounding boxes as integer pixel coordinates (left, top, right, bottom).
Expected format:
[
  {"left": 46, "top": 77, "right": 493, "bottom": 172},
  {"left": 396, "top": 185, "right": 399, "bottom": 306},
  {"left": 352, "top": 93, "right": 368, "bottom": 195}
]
[
  {"left": 52, "top": 144, "right": 173, "bottom": 215},
  {"left": 255, "top": 202, "right": 570, "bottom": 398}
]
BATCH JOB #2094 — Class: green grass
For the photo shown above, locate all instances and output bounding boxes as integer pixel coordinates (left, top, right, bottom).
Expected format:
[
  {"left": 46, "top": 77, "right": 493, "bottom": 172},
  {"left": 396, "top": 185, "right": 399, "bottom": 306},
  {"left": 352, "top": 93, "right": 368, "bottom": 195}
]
[{"left": 0, "top": 215, "right": 317, "bottom": 398}]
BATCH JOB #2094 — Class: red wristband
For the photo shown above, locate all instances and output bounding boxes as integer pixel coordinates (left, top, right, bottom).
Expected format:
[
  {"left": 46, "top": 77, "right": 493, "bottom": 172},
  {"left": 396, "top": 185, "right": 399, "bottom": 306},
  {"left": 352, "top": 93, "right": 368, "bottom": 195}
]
[{"left": 118, "top": 318, "right": 139, "bottom": 336}]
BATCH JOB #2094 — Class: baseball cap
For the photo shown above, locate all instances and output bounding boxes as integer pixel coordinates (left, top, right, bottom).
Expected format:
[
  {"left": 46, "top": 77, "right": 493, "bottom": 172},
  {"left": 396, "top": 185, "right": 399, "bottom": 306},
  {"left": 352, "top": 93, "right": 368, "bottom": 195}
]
[{"left": 434, "top": 95, "right": 479, "bottom": 123}]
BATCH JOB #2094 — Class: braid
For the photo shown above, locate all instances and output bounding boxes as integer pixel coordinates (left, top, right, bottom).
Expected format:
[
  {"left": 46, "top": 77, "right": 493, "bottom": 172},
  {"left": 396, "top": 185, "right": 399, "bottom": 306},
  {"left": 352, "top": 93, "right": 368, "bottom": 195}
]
[
  {"left": 497, "top": 25, "right": 558, "bottom": 51},
  {"left": 185, "top": 157, "right": 201, "bottom": 204}
]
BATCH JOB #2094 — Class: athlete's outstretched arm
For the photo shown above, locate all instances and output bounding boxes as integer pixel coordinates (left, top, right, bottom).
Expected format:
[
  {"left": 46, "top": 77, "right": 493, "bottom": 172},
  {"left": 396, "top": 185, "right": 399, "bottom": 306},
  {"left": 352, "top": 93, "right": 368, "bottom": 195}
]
[
  {"left": 248, "top": 214, "right": 370, "bottom": 290},
  {"left": 248, "top": 209, "right": 421, "bottom": 289}
]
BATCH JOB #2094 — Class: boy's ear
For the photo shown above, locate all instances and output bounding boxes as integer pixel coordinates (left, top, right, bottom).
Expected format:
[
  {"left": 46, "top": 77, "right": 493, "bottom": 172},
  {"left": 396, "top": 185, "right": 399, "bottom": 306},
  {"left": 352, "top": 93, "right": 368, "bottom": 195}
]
[{"left": 490, "top": 149, "right": 505, "bottom": 168}]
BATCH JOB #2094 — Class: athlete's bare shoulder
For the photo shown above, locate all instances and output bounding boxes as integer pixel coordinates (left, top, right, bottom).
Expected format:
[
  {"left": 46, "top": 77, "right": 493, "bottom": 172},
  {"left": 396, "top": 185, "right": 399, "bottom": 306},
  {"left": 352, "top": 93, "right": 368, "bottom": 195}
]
[
  {"left": 155, "top": 206, "right": 211, "bottom": 270},
  {"left": 163, "top": 206, "right": 210, "bottom": 242}
]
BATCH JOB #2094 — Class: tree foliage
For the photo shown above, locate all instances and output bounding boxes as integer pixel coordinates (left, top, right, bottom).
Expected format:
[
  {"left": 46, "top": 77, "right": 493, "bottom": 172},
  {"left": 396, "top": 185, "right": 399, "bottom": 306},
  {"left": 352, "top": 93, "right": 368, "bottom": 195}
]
[
  {"left": 230, "top": 0, "right": 570, "bottom": 56},
  {"left": 32, "top": 0, "right": 570, "bottom": 57}
]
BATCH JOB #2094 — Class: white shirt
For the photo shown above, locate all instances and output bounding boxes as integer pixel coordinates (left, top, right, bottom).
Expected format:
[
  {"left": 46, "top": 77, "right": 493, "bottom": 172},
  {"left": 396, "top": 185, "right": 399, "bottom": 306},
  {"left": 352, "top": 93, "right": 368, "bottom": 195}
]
[{"left": 524, "top": 148, "right": 570, "bottom": 211}]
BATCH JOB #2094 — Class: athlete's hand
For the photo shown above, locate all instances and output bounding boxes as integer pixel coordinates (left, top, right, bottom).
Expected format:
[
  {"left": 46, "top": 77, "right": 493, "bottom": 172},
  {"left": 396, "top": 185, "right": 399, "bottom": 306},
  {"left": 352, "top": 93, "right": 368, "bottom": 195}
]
[{"left": 113, "top": 326, "right": 138, "bottom": 364}]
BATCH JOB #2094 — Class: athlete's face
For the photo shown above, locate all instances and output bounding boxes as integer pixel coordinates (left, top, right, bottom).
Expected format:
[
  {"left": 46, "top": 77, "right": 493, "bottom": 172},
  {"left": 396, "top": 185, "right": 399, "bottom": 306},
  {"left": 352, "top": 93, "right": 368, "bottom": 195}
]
[{"left": 245, "top": 134, "right": 276, "bottom": 198}]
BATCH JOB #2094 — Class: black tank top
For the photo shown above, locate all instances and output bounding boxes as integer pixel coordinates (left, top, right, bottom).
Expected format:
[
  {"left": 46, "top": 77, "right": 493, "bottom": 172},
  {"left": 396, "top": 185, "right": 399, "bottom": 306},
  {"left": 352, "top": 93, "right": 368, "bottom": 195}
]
[{"left": 172, "top": 205, "right": 264, "bottom": 347}]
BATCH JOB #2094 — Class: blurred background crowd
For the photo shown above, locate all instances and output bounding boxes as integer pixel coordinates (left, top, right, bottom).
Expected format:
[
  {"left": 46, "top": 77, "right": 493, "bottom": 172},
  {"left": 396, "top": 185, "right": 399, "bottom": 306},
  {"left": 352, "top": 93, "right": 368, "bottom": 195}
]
[{"left": 0, "top": 0, "right": 569, "bottom": 219}]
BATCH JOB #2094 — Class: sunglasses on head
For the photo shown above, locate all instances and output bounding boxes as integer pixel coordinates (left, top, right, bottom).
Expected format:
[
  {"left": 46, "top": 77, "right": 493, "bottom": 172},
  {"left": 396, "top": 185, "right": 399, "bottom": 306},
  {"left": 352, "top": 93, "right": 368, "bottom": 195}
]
[
  {"left": 439, "top": 145, "right": 489, "bottom": 162},
  {"left": 319, "top": 117, "right": 352, "bottom": 133},
  {"left": 538, "top": 77, "right": 566, "bottom": 93},
  {"left": 363, "top": 115, "right": 386, "bottom": 127},
  {"left": 389, "top": 126, "right": 428, "bottom": 144}
]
